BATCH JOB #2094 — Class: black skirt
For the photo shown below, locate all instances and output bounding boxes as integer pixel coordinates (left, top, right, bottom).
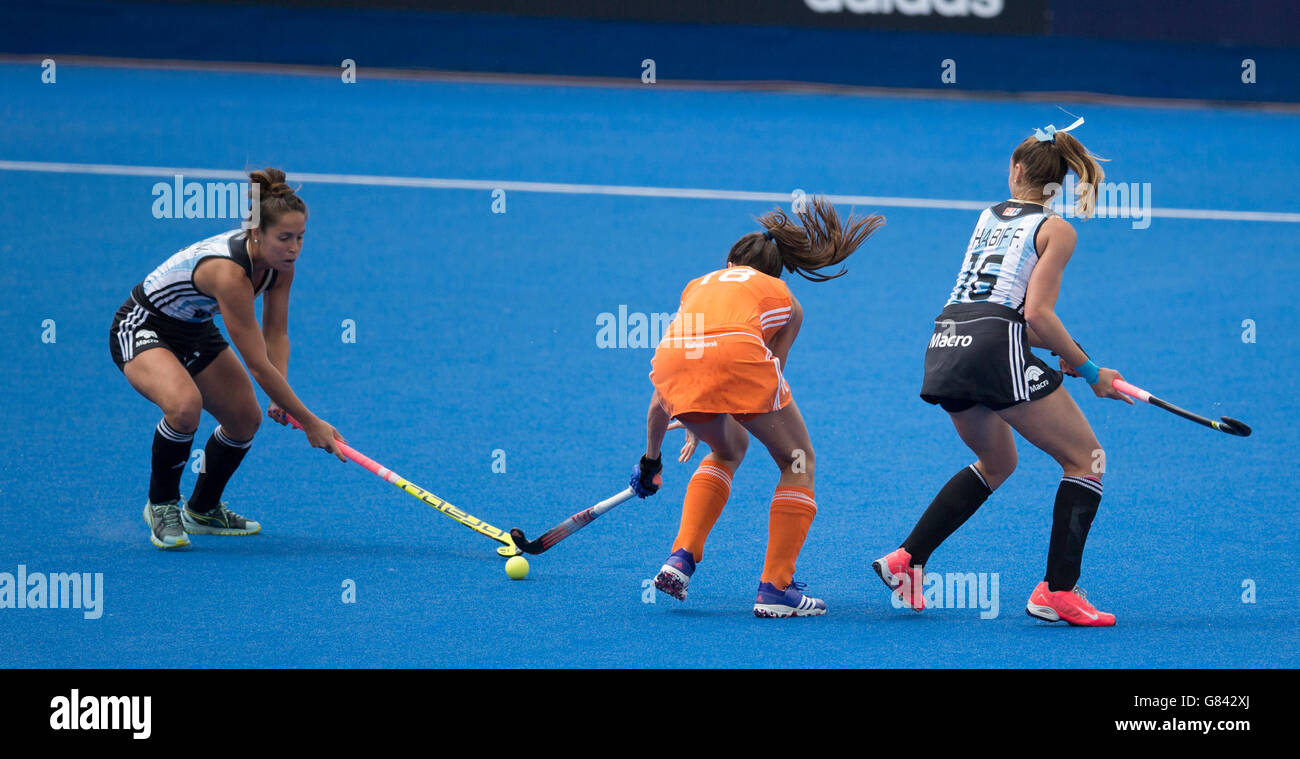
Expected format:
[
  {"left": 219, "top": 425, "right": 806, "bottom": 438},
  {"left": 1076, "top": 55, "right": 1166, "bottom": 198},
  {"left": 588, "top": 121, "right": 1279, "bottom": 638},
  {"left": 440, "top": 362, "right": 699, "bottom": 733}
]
[
  {"left": 921, "top": 302, "right": 1062, "bottom": 412},
  {"left": 109, "top": 295, "right": 229, "bottom": 376}
]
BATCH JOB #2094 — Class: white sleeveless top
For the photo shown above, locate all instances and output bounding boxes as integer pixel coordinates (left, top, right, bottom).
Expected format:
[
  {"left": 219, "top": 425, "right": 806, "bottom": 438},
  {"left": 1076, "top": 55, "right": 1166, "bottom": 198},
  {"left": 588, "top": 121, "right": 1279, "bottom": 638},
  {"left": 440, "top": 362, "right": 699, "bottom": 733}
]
[
  {"left": 945, "top": 201, "right": 1052, "bottom": 313},
  {"left": 132, "top": 229, "right": 276, "bottom": 323}
]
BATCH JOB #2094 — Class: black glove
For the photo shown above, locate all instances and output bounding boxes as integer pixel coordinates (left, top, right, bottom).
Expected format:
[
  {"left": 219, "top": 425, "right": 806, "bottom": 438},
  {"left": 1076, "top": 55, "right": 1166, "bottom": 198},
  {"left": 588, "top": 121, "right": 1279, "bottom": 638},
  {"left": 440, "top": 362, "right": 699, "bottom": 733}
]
[{"left": 630, "top": 454, "right": 663, "bottom": 498}]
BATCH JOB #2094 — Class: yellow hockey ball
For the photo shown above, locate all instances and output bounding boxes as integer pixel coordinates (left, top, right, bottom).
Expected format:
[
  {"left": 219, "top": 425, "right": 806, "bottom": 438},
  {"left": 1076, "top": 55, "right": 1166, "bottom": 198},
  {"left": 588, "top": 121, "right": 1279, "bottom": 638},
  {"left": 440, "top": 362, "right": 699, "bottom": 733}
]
[{"left": 505, "top": 555, "right": 530, "bottom": 580}]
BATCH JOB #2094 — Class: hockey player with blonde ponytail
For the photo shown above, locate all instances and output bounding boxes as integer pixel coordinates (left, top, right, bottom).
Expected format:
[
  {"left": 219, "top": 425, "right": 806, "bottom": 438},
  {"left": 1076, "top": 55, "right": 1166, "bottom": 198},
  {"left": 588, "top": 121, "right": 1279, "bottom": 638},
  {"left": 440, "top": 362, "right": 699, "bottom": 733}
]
[{"left": 873, "top": 119, "right": 1131, "bottom": 627}]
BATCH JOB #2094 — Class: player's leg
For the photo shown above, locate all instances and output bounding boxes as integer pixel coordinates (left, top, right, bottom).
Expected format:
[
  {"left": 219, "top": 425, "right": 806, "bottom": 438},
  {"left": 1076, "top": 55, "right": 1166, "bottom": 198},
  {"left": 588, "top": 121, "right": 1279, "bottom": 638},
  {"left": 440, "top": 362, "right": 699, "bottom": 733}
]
[
  {"left": 739, "top": 400, "right": 814, "bottom": 490},
  {"left": 737, "top": 401, "right": 826, "bottom": 617},
  {"left": 876, "top": 403, "right": 1016, "bottom": 610},
  {"left": 183, "top": 348, "right": 262, "bottom": 535},
  {"left": 122, "top": 348, "right": 202, "bottom": 549},
  {"left": 671, "top": 412, "right": 748, "bottom": 559},
  {"left": 997, "top": 386, "right": 1099, "bottom": 479},
  {"left": 996, "top": 386, "right": 1115, "bottom": 626},
  {"left": 653, "top": 412, "right": 748, "bottom": 600},
  {"left": 904, "top": 405, "right": 1016, "bottom": 566}
]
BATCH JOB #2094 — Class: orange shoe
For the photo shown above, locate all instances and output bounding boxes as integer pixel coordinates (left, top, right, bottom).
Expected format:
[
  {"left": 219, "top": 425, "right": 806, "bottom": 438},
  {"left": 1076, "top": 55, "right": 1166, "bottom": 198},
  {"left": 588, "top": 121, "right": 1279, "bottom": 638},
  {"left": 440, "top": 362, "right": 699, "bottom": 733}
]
[
  {"left": 1026, "top": 582, "right": 1116, "bottom": 627},
  {"left": 872, "top": 548, "right": 925, "bottom": 611}
]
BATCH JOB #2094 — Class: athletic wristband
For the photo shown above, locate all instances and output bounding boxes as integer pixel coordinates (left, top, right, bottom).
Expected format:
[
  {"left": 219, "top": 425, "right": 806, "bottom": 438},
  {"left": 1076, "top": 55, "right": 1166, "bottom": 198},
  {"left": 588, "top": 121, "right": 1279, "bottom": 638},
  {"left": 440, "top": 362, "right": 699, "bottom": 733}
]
[{"left": 1075, "top": 359, "right": 1101, "bottom": 385}]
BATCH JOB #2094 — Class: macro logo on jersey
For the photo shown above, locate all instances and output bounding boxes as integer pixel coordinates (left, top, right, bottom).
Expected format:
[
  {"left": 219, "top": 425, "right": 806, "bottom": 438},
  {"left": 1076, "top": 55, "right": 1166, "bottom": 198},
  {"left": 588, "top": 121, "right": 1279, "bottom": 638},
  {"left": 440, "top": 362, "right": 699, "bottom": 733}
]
[
  {"left": 133, "top": 329, "right": 158, "bottom": 345},
  {"left": 929, "top": 332, "right": 973, "bottom": 348},
  {"left": 1025, "top": 365, "right": 1049, "bottom": 392}
]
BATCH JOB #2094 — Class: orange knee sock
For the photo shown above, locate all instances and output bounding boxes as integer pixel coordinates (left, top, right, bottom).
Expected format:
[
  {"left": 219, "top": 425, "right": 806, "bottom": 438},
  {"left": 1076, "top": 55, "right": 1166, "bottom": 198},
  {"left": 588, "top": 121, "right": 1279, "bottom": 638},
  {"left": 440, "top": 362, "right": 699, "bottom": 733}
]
[
  {"left": 671, "top": 458, "right": 735, "bottom": 562},
  {"left": 760, "top": 486, "right": 817, "bottom": 589}
]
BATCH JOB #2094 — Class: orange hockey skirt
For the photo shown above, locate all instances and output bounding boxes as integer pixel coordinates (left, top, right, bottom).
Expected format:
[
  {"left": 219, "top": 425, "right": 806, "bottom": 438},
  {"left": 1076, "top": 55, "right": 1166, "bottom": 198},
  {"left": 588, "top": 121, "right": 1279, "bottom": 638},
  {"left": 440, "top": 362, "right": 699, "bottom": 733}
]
[{"left": 650, "top": 332, "right": 792, "bottom": 421}]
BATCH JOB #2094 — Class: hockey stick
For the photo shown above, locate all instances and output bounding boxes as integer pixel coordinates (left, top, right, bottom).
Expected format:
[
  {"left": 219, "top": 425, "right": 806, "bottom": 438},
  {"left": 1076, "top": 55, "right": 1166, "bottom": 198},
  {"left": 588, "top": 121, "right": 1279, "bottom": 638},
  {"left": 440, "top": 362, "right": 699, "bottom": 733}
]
[
  {"left": 278, "top": 411, "right": 519, "bottom": 556},
  {"left": 509, "top": 487, "right": 637, "bottom": 555},
  {"left": 1112, "top": 379, "right": 1252, "bottom": 437}
]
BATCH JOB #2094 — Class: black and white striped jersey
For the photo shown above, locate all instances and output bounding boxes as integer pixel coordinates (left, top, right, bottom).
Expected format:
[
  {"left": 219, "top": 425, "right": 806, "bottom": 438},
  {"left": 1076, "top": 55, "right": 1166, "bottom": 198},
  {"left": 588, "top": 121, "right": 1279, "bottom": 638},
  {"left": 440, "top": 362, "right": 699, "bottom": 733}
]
[
  {"left": 131, "top": 230, "right": 276, "bottom": 323},
  {"left": 945, "top": 201, "right": 1053, "bottom": 313}
]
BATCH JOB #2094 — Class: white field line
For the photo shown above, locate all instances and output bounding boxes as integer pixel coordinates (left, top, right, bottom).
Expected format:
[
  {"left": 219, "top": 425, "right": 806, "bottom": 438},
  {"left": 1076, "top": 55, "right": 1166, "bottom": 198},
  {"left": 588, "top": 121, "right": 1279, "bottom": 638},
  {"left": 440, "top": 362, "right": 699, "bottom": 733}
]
[{"left": 1, "top": 159, "right": 1297, "bottom": 222}]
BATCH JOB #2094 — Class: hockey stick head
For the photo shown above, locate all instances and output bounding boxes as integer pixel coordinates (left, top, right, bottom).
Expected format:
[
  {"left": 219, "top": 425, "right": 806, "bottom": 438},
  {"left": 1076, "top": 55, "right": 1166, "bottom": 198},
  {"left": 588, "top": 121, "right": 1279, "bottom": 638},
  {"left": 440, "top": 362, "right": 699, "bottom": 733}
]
[
  {"left": 508, "top": 528, "right": 544, "bottom": 555},
  {"left": 1216, "top": 417, "right": 1252, "bottom": 437}
]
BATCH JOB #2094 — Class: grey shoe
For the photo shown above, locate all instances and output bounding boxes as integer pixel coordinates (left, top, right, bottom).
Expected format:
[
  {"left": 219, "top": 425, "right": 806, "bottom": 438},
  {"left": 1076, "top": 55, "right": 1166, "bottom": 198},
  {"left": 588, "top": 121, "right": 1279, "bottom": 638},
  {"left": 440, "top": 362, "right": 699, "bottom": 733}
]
[
  {"left": 182, "top": 501, "right": 261, "bottom": 535},
  {"left": 143, "top": 500, "right": 191, "bottom": 549}
]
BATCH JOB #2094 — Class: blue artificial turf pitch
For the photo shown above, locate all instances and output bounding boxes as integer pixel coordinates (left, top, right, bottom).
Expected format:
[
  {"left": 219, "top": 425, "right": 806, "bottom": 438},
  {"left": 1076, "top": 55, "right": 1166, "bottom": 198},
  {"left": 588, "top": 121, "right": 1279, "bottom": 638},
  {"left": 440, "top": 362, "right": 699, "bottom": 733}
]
[{"left": 0, "top": 61, "right": 1296, "bottom": 667}]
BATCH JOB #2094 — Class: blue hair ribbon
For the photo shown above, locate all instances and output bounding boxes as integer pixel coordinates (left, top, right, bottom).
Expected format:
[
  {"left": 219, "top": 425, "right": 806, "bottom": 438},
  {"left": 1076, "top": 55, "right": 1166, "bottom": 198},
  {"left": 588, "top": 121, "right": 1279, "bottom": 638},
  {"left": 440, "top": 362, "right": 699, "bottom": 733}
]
[{"left": 1034, "top": 115, "right": 1085, "bottom": 142}]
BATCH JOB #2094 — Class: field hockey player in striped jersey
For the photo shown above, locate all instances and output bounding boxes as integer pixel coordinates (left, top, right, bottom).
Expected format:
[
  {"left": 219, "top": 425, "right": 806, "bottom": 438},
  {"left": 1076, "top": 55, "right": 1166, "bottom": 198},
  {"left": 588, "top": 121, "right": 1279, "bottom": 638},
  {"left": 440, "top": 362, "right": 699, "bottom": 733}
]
[
  {"left": 110, "top": 168, "right": 346, "bottom": 549},
  {"left": 872, "top": 120, "right": 1132, "bottom": 626},
  {"left": 631, "top": 198, "right": 884, "bottom": 617}
]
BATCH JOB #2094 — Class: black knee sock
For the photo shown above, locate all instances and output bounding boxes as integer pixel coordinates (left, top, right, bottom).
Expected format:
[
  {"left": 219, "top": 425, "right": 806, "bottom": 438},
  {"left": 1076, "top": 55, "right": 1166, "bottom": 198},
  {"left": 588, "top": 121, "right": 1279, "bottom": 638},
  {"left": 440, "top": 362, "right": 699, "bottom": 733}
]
[
  {"left": 188, "top": 426, "right": 252, "bottom": 513},
  {"left": 902, "top": 465, "right": 993, "bottom": 566},
  {"left": 1045, "top": 476, "right": 1103, "bottom": 592},
  {"left": 149, "top": 419, "right": 195, "bottom": 504}
]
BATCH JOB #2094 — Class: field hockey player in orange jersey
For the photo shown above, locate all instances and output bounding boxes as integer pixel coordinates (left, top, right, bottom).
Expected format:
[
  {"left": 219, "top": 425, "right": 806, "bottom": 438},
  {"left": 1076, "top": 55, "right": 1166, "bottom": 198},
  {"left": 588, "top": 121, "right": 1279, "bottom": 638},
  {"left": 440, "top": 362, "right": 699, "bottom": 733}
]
[{"left": 629, "top": 198, "right": 884, "bottom": 618}]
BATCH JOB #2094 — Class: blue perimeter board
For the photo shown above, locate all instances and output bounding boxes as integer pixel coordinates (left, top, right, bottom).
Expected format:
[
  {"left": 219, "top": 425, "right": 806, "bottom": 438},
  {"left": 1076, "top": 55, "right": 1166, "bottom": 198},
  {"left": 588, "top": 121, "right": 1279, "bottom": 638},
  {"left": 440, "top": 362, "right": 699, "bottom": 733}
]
[{"left": 3, "top": 0, "right": 1298, "bottom": 103}]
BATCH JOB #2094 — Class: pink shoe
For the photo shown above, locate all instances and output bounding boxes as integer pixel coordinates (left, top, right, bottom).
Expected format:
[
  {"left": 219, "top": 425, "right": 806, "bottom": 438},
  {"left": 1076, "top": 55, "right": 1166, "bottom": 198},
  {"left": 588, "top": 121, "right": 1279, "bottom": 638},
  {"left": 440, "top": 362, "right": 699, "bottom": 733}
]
[
  {"left": 872, "top": 548, "right": 925, "bottom": 611},
  {"left": 1026, "top": 582, "right": 1116, "bottom": 627}
]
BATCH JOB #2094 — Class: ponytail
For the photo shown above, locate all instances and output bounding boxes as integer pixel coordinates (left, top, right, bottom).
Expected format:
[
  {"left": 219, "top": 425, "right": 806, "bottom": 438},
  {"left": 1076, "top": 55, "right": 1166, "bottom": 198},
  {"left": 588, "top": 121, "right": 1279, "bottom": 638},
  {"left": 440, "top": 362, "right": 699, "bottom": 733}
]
[
  {"left": 1051, "top": 131, "right": 1106, "bottom": 218},
  {"left": 727, "top": 197, "right": 884, "bottom": 282},
  {"left": 1011, "top": 130, "right": 1108, "bottom": 218}
]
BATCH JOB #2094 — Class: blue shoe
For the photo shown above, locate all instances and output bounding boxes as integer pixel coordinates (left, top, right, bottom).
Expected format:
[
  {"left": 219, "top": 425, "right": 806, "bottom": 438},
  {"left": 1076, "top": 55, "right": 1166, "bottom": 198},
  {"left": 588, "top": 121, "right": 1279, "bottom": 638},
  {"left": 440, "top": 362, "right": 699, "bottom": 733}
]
[
  {"left": 753, "top": 580, "right": 826, "bottom": 618},
  {"left": 654, "top": 548, "right": 696, "bottom": 601}
]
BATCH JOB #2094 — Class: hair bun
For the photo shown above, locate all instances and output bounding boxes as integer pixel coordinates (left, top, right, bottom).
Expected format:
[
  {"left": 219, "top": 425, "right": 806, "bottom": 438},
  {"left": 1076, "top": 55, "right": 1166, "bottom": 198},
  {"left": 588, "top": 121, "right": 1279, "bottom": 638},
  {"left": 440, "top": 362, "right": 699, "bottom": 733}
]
[
  {"left": 245, "top": 166, "right": 307, "bottom": 227},
  {"left": 248, "top": 167, "right": 293, "bottom": 195}
]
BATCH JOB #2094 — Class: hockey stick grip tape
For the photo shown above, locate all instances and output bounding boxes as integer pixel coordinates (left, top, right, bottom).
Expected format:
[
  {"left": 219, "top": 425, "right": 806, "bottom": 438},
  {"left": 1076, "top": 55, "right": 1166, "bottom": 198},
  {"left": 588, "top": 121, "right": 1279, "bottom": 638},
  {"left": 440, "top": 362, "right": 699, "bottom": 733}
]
[{"left": 1111, "top": 378, "right": 1151, "bottom": 403}]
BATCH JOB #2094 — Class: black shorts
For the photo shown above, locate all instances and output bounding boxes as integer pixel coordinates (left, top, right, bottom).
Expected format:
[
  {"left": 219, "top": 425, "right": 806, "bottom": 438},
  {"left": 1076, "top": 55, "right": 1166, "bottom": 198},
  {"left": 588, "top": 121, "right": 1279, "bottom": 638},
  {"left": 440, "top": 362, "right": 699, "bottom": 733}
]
[
  {"left": 920, "top": 302, "right": 1062, "bottom": 413},
  {"left": 109, "top": 296, "right": 229, "bottom": 376}
]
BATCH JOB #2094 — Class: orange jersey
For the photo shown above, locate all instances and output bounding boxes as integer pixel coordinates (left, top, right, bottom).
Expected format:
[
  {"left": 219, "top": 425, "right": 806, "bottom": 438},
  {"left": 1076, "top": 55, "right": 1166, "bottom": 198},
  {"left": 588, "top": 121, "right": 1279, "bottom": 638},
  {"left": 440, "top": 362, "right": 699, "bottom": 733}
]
[
  {"left": 650, "top": 266, "right": 794, "bottom": 418},
  {"left": 665, "top": 266, "right": 794, "bottom": 343}
]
